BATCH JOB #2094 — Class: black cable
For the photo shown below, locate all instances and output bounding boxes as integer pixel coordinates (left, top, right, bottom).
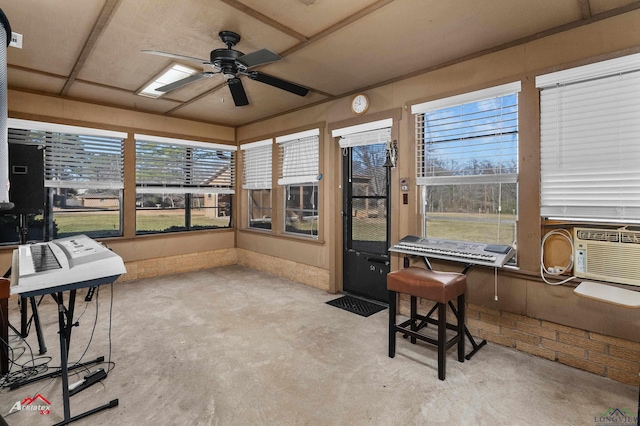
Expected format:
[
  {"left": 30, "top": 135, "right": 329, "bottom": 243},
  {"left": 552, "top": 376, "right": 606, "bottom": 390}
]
[
  {"left": 106, "top": 283, "right": 114, "bottom": 373},
  {"left": 0, "top": 281, "right": 117, "bottom": 401},
  {"left": 69, "top": 286, "right": 100, "bottom": 368},
  {"left": 0, "top": 296, "right": 52, "bottom": 392},
  {"left": 0, "top": 306, "right": 45, "bottom": 389}
]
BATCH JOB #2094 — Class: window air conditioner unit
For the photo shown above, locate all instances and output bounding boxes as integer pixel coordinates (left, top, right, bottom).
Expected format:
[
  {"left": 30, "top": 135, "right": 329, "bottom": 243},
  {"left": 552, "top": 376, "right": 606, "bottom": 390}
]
[{"left": 573, "top": 227, "right": 640, "bottom": 287}]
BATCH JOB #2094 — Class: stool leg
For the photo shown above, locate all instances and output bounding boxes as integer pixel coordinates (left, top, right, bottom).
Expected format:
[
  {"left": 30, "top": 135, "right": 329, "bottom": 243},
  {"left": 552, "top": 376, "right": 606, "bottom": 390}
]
[
  {"left": 457, "top": 293, "right": 465, "bottom": 363},
  {"left": 388, "top": 290, "right": 396, "bottom": 358},
  {"left": 438, "top": 302, "right": 446, "bottom": 381},
  {"left": 410, "top": 295, "right": 417, "bottom": 344}
]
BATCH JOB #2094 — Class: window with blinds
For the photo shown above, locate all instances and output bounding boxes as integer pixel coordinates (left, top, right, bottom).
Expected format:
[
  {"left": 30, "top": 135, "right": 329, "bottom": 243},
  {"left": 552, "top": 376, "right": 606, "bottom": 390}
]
[
  {"left": 5, "top": 119, "right": 126, "bottom": 240},
  {"left": 276, "top": 129, "right": 319, "bottom": 186},
  {"left": 8, "top": 127, "right": 124, "bottom": 189},
  {"left": 536, "top": 53, "right": 640, "bottom": 223},
  {"left": 241, "top": 139, "right": 272, "bottom": 190},
  {"left": 135, "top": 135, "right": 235, "bottom": 194},
  {"left": 411, "top": 82, "right": 520, "bottom": 246},
  {"left": 135, "top": 134, "right": 236, "bottom": 233},
  {"left": 276, "top": 129, "right": 320, "bottom": 238},
  {"left": 241, "top": 139, "right": 273, "bottom": 230}
]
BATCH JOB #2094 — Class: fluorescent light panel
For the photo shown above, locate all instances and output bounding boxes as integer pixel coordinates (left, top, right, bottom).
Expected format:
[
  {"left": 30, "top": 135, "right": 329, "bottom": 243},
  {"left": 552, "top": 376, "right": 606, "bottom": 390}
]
[{"left": 138, "top": 63, "right": 198, "bottom": 98}]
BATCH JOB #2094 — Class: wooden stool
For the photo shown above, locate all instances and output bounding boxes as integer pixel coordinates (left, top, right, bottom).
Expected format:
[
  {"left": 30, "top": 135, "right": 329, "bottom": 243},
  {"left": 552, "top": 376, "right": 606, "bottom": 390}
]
[{"left": 387, "top": 267, "right": 466, "bottom": 380}]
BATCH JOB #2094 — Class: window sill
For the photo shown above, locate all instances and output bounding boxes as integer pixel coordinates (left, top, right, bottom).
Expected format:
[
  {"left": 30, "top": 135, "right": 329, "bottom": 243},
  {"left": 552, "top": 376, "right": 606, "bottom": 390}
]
[{"left": 238, "top": 228, "right": 325, "bottom": 245}]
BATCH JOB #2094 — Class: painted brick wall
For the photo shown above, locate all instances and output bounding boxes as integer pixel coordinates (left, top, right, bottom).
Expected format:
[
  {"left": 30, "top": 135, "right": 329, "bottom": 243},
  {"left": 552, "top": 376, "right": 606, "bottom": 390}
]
[
  {"left": 117, "top": 248, "right": 237, "bottom": 282},
  {"left": 236, "top": 248, "right": 330, "bottom": 292},
  {"left": 399, "top": 296, "right": 640, "bottom": 386}
]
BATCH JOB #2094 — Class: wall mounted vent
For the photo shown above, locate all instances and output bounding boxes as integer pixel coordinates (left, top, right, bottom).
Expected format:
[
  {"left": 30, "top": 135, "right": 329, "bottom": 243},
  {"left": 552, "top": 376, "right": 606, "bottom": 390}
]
[{"left": 573, "top": 227, "right": 640, "bottom": 287}]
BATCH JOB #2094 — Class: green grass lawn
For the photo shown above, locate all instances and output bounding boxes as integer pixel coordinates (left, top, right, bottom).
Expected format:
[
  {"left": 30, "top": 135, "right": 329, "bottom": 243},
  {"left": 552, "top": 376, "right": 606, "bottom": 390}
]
[
  {"left": 53, "top": 209, "right": 230, "bottom": 235},
  {"left": 350, "top": 213, "right": 515, "bottom": 245},
  {"left": 52, "top": 210, "right": 515, "bottom": 245}
]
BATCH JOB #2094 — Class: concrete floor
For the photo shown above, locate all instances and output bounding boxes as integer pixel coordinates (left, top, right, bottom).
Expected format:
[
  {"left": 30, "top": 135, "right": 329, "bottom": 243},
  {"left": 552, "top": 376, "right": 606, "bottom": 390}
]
[{"left": 0, "top": 265, "right": 636, "bottom": 425}]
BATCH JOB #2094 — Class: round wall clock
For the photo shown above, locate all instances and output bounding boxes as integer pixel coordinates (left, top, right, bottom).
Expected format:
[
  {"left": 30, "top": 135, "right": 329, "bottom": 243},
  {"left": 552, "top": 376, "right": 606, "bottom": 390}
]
[{"left": 351, "top": 93, "right": 369, "bottom": 115}]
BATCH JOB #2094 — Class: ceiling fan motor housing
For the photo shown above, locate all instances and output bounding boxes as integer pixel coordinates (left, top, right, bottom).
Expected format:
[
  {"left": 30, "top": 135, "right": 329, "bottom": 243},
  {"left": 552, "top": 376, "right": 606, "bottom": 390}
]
[{"left": 210, "top": 48, "right": 246, "bottom": 76}]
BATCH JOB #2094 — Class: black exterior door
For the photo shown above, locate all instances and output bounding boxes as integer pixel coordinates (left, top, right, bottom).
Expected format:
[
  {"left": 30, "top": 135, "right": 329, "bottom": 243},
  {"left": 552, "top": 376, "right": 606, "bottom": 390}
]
[{"left": 342, "top": 143, "right": 390, "bottom": 303}]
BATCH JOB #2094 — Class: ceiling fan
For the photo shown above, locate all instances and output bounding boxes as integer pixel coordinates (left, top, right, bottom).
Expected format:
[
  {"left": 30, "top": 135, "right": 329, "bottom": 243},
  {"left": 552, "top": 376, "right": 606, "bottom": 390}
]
[{"left": 142, "top": 30, "right": 309, "bottom": 106}]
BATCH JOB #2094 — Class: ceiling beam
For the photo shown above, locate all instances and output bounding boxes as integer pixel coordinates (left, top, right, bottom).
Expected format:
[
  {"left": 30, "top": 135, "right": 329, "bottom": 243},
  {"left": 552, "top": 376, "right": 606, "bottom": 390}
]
[
  {"left": 9, "top": 63, "right": 182, "bottom": 105},
  {"left": 60, "top": 0, "right": 122, "bottom": 96},
  {"left": 166, "top": 0, "right": 393, "bottom": 114},
  {"left": 9, "top": 64, "right": 67, "bottom": 81},
  {"left": 280, "top": 0, "right": 395, "bottom": 58},
  {"left": 219, "top": 0, "right": 309, "bottom": 42},
  {"left": 578, "top": 0, "right": 592, "bottom": 19}
]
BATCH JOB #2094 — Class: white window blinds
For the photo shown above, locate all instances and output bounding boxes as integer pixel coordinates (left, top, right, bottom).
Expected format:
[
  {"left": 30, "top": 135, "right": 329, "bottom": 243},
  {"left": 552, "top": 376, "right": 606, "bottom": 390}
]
[
  {"left": 7, "top": 119, "right": 125, "bottom": 190},
  {"left": 276, "top": 129, "right": 319, "bottom": 186},
  {"left": 331, "top": 118, "right": 392, "bottom": 148},
  {"left": 135, "top": 134, "right": 236, "bottom": 194},
  {"left": 412, "top": 82, "right": 520, "bottom": 186},
  {"left": 536, "top": 53, "right": 640, "bottom": 222},
  {"left": 241, "top": 139, "right": 272, "bottom": 190}
]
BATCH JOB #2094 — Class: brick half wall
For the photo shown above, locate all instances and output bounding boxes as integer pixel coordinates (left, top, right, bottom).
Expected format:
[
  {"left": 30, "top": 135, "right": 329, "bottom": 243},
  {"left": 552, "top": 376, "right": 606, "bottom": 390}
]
[
  {"left": 236, "top": 248, "right": 330, "bottom": 292},
  {"left": 118, "top": 248, "right": 237, "bottom": 282},
  {"left": 398, "top": 296, "right": 640, "bottom": 386}
]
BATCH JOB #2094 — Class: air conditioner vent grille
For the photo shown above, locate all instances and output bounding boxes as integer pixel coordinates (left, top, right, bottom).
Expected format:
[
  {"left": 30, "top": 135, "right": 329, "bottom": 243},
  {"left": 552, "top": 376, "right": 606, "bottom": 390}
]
[
  {"left": 576, "top": 229, "right": 619, "bottom": 242},
  {"left": 620, "top": 232, "right": 640, "bottom": 244},
  {"left": 574, "top": 227, "right": 640, "bottom": 287}
]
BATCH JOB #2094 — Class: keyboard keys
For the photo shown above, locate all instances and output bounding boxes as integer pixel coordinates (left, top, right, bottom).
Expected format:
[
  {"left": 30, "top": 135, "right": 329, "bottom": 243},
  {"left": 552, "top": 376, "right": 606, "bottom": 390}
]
[{"left": 31, "top": 244, "right": 62, "bottom": 273}]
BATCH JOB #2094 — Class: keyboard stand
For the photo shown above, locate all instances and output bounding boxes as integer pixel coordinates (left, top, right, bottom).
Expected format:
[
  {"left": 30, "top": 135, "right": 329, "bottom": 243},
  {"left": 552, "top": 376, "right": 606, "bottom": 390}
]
[
  {"left": 11, "top": 274, "right": 121, "bottom": 425},
  {"left": 20, "top": 295, "right": 47, "bottom": 354},
  {"left": 401, "top": 257, "right": 487, "bottom": 360},
  {"left": 2, "top": 267, "right": 47, "bottom": 370},
  {"left": 52, "top": 289, "right": 118, "bottom": 426}
]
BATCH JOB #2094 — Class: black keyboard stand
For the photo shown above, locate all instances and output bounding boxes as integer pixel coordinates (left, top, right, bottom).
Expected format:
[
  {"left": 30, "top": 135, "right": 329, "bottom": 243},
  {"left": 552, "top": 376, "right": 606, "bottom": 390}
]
[
  {"left": 403, "top": 256, "right": 487, "bottom": 360},
  {"left": 52, "top": 289, "right": 118, "bottom": 426},
  {"left": 2, "top": 266, "right": 47, "bottom": 364},
  {"left": 21, "top": 295, "right": 47, "bottom": 354},
  {"left": 11, "top": 276, "right": 121, "bottom": 425},
  {"left": 3, "top": 216, "right": 49, "bottom": 357}
]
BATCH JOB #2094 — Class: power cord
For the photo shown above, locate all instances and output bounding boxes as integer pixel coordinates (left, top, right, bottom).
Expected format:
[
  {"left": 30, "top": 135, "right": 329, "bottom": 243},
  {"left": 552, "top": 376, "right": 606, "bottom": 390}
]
[
  {"left": 540, "top": 228, "right": 576, "bottom": 285},
  {"left": 106, "top": 283, "right": 115, "bottom": 374}
]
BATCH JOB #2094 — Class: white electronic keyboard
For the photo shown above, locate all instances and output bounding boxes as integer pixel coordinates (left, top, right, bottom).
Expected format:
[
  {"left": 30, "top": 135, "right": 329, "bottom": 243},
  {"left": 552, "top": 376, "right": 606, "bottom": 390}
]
[
  {"left": 389, "top": 235, "right": 515, "bottom": 268},
  {"left": 11, "top": 234, "right": 126, "bottom": 297}
]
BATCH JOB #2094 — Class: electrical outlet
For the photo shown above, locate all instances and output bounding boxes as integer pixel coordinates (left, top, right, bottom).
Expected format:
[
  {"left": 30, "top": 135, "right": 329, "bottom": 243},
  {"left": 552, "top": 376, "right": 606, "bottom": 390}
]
[{"left": 10, "top": 32, "right": 22, "bottom": 49}]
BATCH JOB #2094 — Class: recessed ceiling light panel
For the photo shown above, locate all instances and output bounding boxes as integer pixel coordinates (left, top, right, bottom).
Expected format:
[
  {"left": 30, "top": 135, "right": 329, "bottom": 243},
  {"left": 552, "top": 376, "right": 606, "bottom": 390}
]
[{"left": 138, "top": 63, "right": 198, "bottom": 98}]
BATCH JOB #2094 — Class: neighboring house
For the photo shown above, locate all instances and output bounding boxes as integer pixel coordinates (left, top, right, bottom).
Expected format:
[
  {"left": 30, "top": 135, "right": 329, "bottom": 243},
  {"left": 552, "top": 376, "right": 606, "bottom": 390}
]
[{"left": 79, "top": 194, "right": 119, "bottom": 208}]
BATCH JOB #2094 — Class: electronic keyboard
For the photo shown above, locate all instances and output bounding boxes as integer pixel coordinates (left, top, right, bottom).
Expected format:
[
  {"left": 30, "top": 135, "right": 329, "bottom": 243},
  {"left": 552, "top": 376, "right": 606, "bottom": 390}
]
[
  {"left": 11, "top": 234, "right": 126, "bottom": 296},
  {"left": 389, "top": 235, "right": 515, "bottom": 268}
]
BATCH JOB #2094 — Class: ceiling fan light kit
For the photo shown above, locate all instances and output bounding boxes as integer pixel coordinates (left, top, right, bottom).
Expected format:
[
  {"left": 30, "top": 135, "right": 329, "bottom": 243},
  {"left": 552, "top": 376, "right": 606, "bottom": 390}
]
[{"left": 142, "top": 30, "right": 309, "bottom": 106}]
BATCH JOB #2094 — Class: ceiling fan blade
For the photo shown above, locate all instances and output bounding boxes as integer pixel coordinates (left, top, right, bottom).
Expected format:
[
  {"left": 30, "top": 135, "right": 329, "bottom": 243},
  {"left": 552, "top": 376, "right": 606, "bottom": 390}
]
[
  {"left": 157, "top": 73, "right": 209, "bottom": 92},
  {"left": 142, "top": 50, "right": 211, "bottom": 65},
  {"left": 237, "top": 48, "right": 281, "bottom": 69},
  {"left": 250, "top": 72, "right": 309, "bottom": 97},
  {"left": 228, "top": 78, "right": 249, "bottom": 106}
]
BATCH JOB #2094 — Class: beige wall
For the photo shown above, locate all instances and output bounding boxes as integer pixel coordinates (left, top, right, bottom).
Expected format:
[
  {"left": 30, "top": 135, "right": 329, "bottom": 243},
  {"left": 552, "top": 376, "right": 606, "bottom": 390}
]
[
  {"left": 237, "top": 10, "right": 640, "bottom": 342},
  {"left": 2, "top": 11, "right": 640, "bottom": 345}
]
